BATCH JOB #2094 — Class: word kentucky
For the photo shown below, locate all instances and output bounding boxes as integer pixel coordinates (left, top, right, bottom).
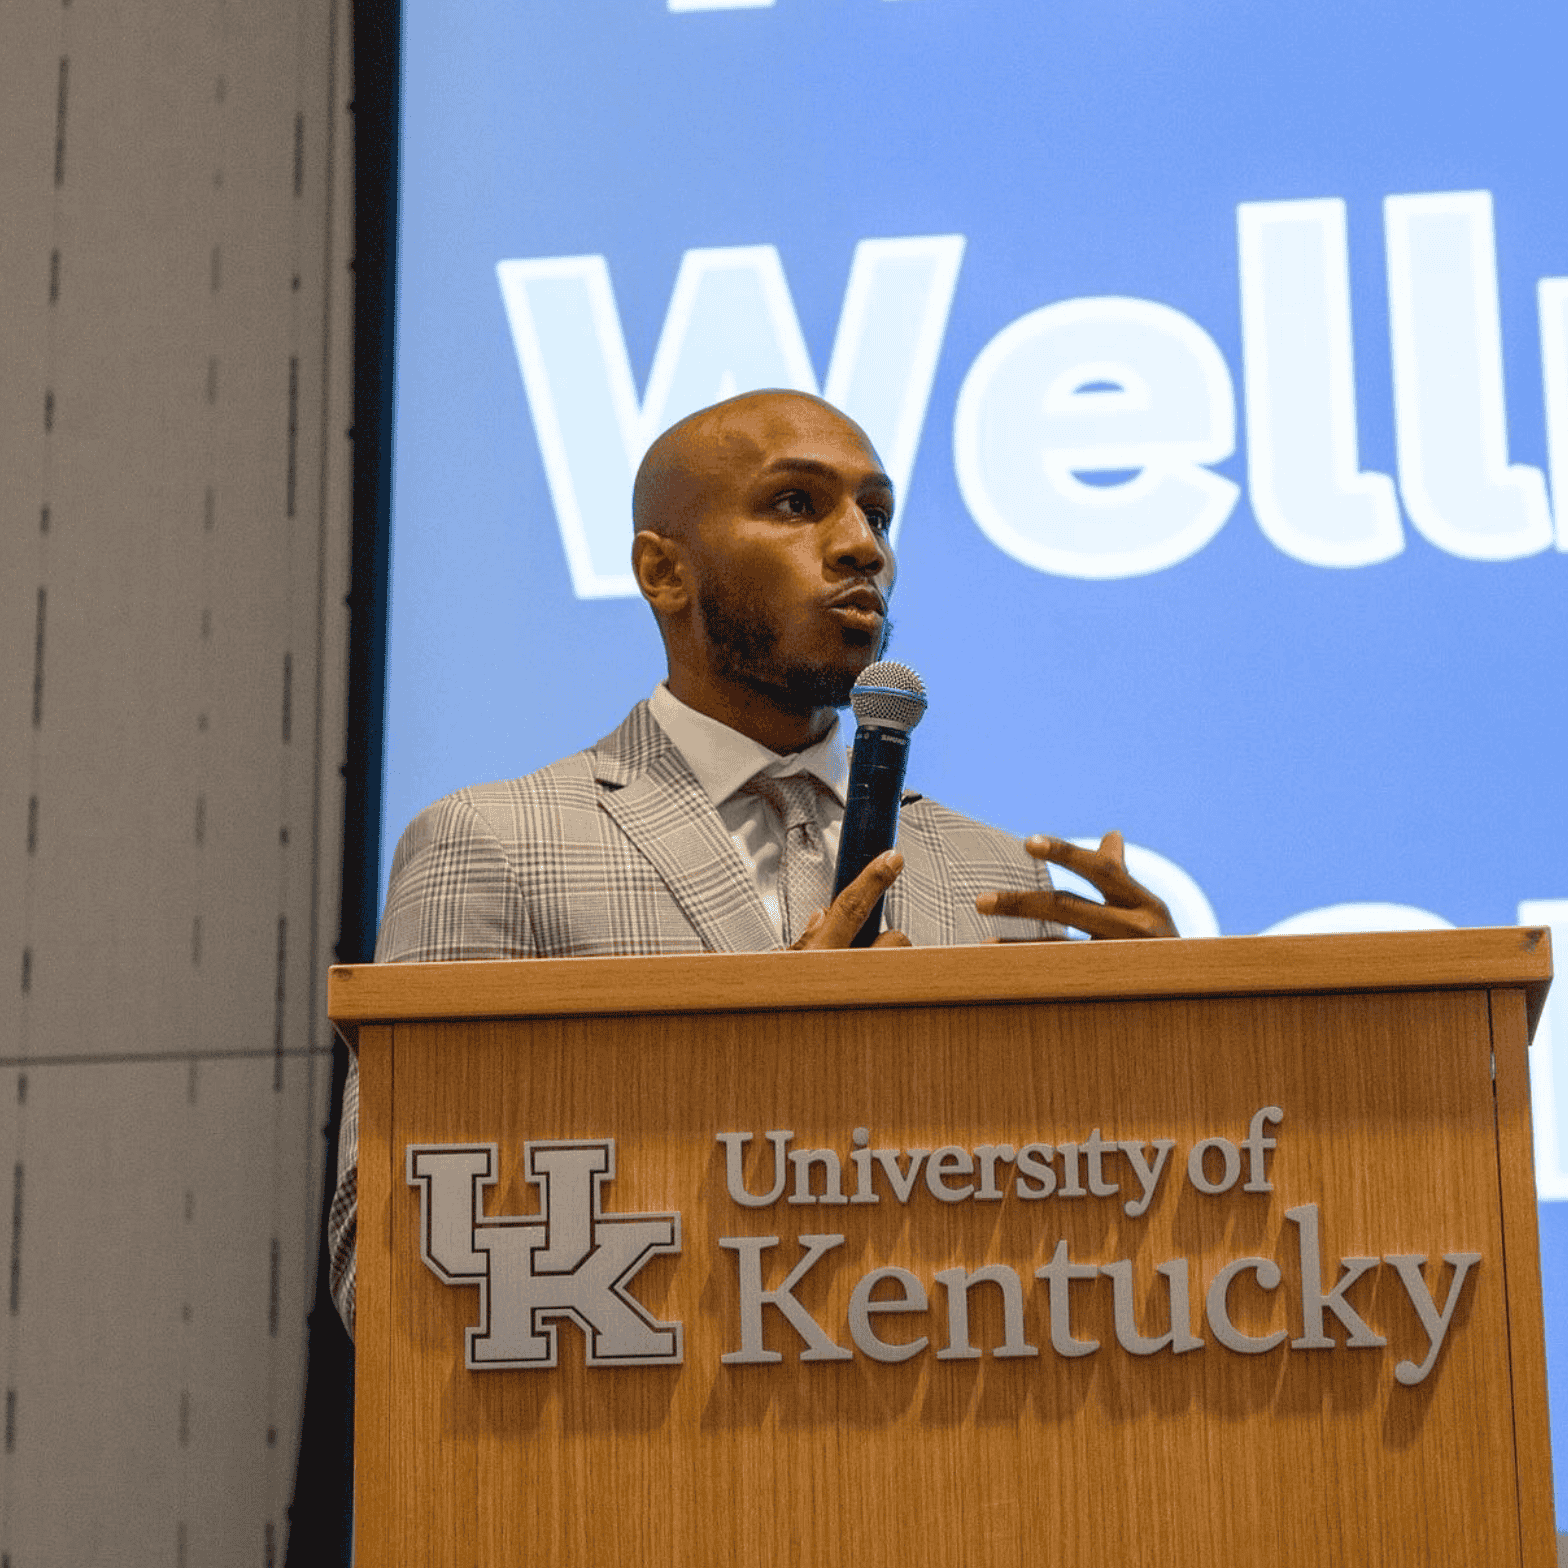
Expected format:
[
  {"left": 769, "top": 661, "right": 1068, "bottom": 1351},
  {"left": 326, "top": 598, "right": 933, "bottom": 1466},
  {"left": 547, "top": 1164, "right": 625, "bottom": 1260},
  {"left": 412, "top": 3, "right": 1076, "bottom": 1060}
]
[{"left": 717, "top": 1206, "right": 1478, "bottom": 1387}]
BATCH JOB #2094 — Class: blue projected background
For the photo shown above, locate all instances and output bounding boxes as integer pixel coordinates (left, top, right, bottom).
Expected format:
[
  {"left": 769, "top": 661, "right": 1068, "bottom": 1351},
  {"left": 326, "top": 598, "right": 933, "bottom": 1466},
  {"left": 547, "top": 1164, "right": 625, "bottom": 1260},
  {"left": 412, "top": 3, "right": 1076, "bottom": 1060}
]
[{"left": 385, "top": 0, "right": 1568, "bottom": 1514}]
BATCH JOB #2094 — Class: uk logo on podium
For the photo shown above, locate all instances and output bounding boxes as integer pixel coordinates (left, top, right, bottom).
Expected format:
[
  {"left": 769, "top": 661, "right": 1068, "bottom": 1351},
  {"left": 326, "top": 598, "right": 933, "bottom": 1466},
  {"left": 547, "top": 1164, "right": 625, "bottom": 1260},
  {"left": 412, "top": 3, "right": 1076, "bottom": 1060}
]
[{"left": 406, "top": 1140, "right": 683, "bottom": 1370}]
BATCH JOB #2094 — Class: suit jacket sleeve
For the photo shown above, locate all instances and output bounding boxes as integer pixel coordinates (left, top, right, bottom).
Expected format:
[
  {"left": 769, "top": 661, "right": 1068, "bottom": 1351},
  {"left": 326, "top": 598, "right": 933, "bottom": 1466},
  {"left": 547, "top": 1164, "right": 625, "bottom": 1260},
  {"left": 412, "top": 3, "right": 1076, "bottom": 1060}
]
[{"left": 329, "top": 791, "right": 541, "bottom": 1338}]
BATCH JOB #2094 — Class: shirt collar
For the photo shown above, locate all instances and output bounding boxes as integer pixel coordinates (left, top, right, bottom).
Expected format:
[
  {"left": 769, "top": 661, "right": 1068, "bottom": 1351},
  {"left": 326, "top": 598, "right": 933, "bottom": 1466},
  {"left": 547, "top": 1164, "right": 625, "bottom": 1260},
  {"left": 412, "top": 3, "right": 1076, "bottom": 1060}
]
[{"left": 648, "top": 683, "right": 849, "bottom": 808}]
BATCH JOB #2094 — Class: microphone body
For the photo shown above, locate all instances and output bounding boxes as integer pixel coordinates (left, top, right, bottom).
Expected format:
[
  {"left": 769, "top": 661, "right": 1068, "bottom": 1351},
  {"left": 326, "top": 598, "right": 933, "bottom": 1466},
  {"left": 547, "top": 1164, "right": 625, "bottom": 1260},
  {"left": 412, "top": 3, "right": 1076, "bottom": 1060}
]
[
  {"left": 832, "top": 724, "right": 911, "bottom": 946},
  {"left": 831, "top": 662, "right": 927, "bottom": 947}
]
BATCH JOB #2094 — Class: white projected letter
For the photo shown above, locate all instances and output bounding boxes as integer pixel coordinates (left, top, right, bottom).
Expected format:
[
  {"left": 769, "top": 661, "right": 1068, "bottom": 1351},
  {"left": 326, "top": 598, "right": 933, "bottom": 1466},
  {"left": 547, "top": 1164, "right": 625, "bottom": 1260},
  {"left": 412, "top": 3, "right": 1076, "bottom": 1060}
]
[
  {"left": 1238, "top": 199, "right": 1403, "bottom": 567},
  {"left": 496, "top": 256, "right": 645, "bottom": 599},
  {"left": 953, "top": 297, "right": 1239, "bottom": 579},
  {"left": 1520, "top": 900, "right": 1568, "bottom": 1201},
  {"left": 823, "top": 235, "right": 965, "bottom": 549},
  {"left": 1262, "top": 904, "right": 1453, "bottom": 936},
  {"left": 1385, "top": 191, "right": 1553, "bottom": 560},
  {"left": 497, "top": 238, "right": 964, "bottom": 597},
  {"left": 1540, "top": 279, "right": 1568, "bottom": 547},
  {"left": 637, "top": 245, "right": 818, "bottom": 434}
]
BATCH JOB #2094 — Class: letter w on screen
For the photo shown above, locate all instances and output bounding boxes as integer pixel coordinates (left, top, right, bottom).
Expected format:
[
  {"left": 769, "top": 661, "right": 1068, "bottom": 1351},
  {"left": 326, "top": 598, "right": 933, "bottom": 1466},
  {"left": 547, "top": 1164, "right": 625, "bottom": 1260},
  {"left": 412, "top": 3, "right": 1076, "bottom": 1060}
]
[{"left": 496, "top": 238, "right": 964, "bottom": 597}]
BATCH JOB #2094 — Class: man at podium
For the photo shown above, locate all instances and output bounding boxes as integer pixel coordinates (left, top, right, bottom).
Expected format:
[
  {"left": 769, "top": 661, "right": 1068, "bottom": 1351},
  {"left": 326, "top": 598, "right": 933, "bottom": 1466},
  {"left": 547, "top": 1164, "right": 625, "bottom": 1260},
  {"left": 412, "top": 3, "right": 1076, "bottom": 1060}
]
[{"left": 327, "top": 389, "right": 1177, "bottom": 1334}]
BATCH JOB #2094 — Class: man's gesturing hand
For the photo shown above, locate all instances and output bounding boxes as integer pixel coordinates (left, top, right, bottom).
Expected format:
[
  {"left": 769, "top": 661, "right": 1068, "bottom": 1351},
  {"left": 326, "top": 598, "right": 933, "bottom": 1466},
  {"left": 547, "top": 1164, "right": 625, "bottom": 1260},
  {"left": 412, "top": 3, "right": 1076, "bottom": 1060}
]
[
  {"left": 791, "top": 850, "right": 911, "bottom": 950},
  {"left": 975, "top": 830, "right": 1178, "bottom": 940}
]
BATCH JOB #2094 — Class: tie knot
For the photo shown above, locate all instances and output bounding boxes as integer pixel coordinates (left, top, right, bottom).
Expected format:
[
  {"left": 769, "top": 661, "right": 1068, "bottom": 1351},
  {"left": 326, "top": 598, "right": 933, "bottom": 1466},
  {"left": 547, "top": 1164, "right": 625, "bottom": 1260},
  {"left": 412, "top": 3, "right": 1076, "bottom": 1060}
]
[{"left": 744, "top": 772, "right": 824, "bottom": 835}]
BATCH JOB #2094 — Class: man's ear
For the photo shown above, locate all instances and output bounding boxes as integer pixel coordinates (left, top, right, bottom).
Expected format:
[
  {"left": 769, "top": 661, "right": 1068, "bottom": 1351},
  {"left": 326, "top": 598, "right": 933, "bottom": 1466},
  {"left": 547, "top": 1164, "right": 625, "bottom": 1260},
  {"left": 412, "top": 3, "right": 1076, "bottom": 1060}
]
[{"left": 632, "top": 530, "right": 690, "bottom": 615}]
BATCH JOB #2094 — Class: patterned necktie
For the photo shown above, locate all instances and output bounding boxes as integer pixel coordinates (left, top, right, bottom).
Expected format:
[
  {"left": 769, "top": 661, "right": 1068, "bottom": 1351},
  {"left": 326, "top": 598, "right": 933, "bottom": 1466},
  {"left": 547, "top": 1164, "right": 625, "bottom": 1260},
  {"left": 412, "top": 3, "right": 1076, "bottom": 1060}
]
[{"left": 743, "top": 773, "right": 833, "bottom": 944}]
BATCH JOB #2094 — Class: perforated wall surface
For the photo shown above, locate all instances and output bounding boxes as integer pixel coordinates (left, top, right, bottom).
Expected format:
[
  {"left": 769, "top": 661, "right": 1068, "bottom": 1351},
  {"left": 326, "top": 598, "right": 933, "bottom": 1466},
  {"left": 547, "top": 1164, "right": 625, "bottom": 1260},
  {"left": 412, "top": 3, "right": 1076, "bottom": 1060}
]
[{"left": 0, "top": 0, "right": 354, "bottom": 1557}]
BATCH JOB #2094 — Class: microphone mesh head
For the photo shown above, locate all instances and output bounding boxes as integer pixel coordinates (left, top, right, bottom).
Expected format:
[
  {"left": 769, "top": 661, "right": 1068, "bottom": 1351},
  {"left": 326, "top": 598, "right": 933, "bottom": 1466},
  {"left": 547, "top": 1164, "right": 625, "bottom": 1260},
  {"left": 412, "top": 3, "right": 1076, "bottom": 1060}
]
[{"left": 849, "top": 661, "right": 928, "bottom": 732}]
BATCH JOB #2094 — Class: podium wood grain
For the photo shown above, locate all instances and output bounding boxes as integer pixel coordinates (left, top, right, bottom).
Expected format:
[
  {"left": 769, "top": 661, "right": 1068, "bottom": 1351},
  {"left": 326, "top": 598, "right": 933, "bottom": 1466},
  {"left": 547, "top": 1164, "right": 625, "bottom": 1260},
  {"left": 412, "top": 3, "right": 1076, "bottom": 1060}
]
[{"left": 335, "top": 930, "right": 1555, "bottom": 1567}]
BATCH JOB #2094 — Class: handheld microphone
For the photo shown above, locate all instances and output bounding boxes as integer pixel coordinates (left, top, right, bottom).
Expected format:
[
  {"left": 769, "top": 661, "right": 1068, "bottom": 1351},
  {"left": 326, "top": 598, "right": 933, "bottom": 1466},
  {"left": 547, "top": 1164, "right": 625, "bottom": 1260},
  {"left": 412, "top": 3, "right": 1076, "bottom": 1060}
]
[{"left": 832, "top": 660, "right": 928, "bottom": 947}]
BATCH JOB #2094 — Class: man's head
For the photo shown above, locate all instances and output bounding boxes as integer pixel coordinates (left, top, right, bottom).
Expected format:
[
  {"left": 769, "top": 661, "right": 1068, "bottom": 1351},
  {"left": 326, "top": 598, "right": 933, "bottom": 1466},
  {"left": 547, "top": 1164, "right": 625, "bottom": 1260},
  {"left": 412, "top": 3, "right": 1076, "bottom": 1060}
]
[{"left": 631, "top": 390, "right": 897, "bottom": 750}]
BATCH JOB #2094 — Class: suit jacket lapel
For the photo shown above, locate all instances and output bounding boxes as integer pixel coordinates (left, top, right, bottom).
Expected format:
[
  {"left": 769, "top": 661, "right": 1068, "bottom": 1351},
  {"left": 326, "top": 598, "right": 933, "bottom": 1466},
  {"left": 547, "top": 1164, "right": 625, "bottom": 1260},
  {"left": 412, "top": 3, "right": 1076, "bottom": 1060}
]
[
  {"left": 883, "top": 791, "right": 960, "bottom": 947},
  {"left": 592, "top": 705, "right": 779, "bottom": 954}
]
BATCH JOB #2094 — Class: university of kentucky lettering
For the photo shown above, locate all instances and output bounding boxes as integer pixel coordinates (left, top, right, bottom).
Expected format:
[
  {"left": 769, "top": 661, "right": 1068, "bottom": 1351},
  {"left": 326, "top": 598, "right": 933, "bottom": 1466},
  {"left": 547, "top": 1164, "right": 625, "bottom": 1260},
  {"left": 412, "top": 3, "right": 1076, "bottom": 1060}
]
[{"left": 407, "top": 1113, "right": 1481, "bottom": 1387}]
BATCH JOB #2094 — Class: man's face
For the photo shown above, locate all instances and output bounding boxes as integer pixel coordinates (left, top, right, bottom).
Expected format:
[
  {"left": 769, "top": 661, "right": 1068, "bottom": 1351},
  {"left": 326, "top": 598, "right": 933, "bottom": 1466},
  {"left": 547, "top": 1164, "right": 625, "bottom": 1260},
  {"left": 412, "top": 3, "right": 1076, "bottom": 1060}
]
[{"left": 682, "top": 397, "right": 897, "bottom": 714}]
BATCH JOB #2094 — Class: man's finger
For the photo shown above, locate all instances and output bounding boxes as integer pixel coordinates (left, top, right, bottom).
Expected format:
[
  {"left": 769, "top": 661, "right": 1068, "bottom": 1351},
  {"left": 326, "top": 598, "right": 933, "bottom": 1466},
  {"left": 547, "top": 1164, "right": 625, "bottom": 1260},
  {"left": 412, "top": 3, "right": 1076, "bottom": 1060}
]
[
  {"left": 984, "top": 932, "right": 1074, "bottom": 944},
  {"left": 1024, "top": 833, "right": 1141, "bottom": 902},
  {"left": 978, "top": 887, "right": 1172, "bottom": 940},
  {"left": 792, "top": 849, "right": 904, "bottom": 949}
]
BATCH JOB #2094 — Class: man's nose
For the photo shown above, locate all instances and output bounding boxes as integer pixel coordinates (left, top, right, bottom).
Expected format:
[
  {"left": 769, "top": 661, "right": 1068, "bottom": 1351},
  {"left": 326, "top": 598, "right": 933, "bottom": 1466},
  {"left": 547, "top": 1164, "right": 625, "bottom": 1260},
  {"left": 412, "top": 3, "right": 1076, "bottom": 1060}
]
[{"left": 827, "top": 503, "right": 888, "bottom": 572}]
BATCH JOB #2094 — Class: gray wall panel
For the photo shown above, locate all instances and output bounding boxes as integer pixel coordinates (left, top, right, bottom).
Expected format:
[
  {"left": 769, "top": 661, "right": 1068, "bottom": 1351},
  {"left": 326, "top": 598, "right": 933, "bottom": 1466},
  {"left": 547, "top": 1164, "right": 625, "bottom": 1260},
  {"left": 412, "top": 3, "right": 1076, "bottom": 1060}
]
[{"left": 1, "top": 0, "right": 354, "bottom": 1556}]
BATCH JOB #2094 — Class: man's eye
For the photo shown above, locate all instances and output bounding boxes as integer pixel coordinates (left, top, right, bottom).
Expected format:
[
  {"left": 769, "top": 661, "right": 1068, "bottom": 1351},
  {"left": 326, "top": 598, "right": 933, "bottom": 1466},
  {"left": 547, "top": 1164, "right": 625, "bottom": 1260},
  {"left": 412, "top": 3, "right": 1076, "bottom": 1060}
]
[
  {"left": 775, "top": 490, "right": 813, "bottom": 517},
  {"left": 866, "top": 507, "right": 892, "bottom": 534}
]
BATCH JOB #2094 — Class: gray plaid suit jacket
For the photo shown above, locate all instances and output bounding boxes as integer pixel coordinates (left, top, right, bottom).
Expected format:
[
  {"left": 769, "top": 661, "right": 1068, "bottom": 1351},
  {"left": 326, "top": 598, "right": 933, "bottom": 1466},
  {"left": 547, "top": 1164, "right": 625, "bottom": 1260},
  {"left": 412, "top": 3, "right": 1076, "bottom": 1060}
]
[{"left": 328, "top": 701, "right": 1058, "bottom": 1332}]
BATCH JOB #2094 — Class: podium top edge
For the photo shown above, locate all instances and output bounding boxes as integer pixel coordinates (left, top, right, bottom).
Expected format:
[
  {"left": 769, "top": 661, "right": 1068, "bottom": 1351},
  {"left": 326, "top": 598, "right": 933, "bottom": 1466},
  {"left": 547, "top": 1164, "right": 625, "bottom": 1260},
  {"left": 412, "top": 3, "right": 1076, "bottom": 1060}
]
[{"left": 328, "top": 926, "right": 1551, "bottom": 1035}]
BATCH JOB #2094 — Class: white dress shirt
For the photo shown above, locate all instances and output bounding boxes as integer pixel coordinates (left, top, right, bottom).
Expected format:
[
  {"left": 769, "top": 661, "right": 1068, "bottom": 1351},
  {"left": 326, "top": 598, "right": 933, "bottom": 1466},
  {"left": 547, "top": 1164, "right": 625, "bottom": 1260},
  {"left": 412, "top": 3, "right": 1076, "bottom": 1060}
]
[{"left": 648, "top": 683, "right": 847, "bottom": 942}]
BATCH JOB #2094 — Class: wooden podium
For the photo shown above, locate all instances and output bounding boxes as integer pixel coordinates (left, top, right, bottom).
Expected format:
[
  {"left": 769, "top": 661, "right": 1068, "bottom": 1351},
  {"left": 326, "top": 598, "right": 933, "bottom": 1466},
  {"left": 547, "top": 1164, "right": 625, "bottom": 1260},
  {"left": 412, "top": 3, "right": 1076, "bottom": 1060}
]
[{"left": 329, "top": 928, "right": 1556, "bottom": 1566}]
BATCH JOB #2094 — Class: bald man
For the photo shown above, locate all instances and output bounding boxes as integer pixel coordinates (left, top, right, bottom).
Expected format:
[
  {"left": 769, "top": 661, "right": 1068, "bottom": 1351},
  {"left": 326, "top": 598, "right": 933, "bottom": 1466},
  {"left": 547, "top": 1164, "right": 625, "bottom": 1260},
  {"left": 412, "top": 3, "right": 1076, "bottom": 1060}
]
[{"left": 327, "top": 391, "right": 1175, "bottom": 1333}]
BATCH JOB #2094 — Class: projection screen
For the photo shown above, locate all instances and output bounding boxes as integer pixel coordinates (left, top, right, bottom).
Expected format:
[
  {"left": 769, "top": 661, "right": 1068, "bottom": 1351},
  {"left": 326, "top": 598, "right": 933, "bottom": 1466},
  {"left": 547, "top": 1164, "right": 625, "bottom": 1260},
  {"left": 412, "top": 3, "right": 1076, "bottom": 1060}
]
[{"left": 381, "top": 0, "right": 1567, "bottom": 1512}]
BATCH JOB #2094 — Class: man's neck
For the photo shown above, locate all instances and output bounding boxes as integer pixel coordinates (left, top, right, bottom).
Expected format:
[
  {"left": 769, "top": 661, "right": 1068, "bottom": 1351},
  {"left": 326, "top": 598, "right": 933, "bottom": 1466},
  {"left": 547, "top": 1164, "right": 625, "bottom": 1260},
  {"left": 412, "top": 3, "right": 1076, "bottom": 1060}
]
[{"left": 664, "top": 671, "right": 837, "bottom": 755}]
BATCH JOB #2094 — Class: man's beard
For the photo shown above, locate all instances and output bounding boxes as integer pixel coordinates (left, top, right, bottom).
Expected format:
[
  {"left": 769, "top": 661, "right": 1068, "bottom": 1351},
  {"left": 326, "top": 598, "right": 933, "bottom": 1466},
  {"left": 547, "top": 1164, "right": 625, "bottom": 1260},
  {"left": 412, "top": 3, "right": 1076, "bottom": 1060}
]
[{"left": 698, "top": 581, "right": 892, "bottom": 714}]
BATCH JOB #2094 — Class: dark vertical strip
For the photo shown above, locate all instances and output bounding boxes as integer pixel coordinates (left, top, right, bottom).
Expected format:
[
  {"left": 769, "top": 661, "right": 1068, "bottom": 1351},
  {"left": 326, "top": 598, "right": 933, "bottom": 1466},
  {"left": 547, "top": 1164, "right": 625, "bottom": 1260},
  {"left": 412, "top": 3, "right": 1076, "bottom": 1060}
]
[
  {"left": 286, "top": 356, "right": 300, "bottom": 517},
  {"left": 39, "top": 505, "right": 49, "bottom": 534},
  {"left": 341, "top": 0, "right": 399, "bottom": 972},
  {"left": 281, "top": 653, "right": 293, "bottom": 742},
  {"left": 288, "top": 3, "right": 394, "bottom": 1561},
  {"left": 26, "top": 797, "right": 38, "bottom": 854},
  {"left": 272, "top": 916, "right": 287, "bottom": 1090},
  {"left": 268, "top": 1236, "right": 280, "bottom": 1335},
  {"left": 4, "top": 1389, "right": 14, "bottom": 1451},
  {"left": 178, "top": 1389, "right": 190, "bottom": 1446},
  {"left": 43, "top": 391, "right": 54, "bottom": 431},
  {"left": 206, "top": 356, "right": 219, "bottom": 405},
  {"left": 293, "top": 114, "right": 306, "bottom": 197},
  {"left": 48, "top": 248, "right": 60, "bottom": 303},
  {"left": 204, "top": 486, "right": 215, "bottom": 532},
  {"left": 9, "top": 1164, "right": 22, "bottom": 1313},
  {"left": 210, "top": 245, "right": 221, "bottom": 293},
  {"left": 265, "top": 1521, "right": 277, "bottom": 1568},
  {"left": 31, "top": 589, "right": 45, "bottom": 727},
  {"left": 19, "top": 952, "right": 31, "bottom": 995},
  {"left": 53, "top": 58, "right": 69, "bottom": 186}
]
